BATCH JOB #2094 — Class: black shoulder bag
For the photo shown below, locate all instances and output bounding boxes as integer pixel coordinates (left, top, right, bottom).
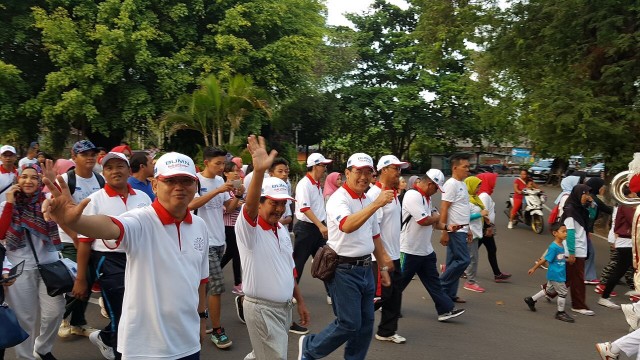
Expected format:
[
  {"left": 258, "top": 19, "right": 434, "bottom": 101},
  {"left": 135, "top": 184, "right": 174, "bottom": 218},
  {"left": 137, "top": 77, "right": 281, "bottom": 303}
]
[{"left": 25, "top": 229, "right": 74, "bottom": 297}]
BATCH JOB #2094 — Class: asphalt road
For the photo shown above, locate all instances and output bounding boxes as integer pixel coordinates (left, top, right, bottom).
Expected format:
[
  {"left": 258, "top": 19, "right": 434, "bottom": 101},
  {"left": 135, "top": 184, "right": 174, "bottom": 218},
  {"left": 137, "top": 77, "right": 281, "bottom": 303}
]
[{"left": 5, "top": 176, "right": 631, "bottom": 360}]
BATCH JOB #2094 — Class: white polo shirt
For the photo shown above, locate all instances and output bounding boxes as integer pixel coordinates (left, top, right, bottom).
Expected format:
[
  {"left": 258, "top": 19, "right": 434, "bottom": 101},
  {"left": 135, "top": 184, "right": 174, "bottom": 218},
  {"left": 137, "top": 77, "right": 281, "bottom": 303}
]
[
  {"left": 326, "top": 184, "right": 380, "bottom": 257},
  {"left": 196, "top": 173, "right": 230, "bottom": 247},
  {"left": 295, "top": 173, "right": 326, "bottom": 223},
  {"left": 235, "top": 206, "right": 295, "bottom": 303},
  {"left": 367, "top": 183, "right": 401, "bottom": 261},
  {"left": 0, "top": 166, "right": 17, "bottom": 203},
  {"left": 78, "top": 184, "right": 151, "bottom": 253},
  {"left": 441, "top": 178, "right": 470, "bottom": 232},
  {"left": 18, "top": 157, "right": 38, "bottom": 168},
  {"left": 400, "top": 188, "right": 435, "bottom": 256},
  {"left": 243, "top": 171, "right": 269, "bottom": 192},
  {"left": 58, "top": 172, "right": 104, "bottom": 243},
  {"left": 109, "top": 201, "right": 209, "bottom": 359}
]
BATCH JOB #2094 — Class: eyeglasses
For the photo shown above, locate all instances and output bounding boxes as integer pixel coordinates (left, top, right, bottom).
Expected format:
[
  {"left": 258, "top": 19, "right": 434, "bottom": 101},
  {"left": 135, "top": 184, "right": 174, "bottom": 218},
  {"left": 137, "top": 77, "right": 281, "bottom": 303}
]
[{"left": 158, "top": 177, "right": 197, "bottom": 187}]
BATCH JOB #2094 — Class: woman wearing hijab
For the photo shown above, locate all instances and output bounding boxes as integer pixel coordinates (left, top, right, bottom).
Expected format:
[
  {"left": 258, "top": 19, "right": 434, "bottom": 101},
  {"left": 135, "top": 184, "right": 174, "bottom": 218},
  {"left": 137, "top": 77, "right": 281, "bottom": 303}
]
[
  {"left": 322, "top": 172, "right": 342, "bottom": 202},
  {"left": 562, "top": 184, "right": 595, "bottom": 316},
  {"left": 475, "top": 172, "right": 511, "bottom": 282},
  {"left": 583, "top": 178, "right": 614, "bottom": 285},
  {"left": 0, "top": 164, "right": 65, "bottom": 359},
  {"left": 462, "top": 176, "right": 489, "bottom": 293},
  {"left": 554, "top": 175, "right": 581, "bottom": 218}
]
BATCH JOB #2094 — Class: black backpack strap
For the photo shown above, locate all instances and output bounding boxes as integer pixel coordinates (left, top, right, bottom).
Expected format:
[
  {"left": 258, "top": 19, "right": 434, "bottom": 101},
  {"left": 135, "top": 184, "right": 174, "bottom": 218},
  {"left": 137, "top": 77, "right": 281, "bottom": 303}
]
[
  {"left": 193, "top": 177, "right": 202, "bottom": 216},
  {"left": 401, "top": 189, "right": 424, "bottom": 230},
  {"left": 93, "top": 171, "right": 105, "bottom": 189},
  {"left": 66, "top": 169, "right": 77, "bottom": 195}
]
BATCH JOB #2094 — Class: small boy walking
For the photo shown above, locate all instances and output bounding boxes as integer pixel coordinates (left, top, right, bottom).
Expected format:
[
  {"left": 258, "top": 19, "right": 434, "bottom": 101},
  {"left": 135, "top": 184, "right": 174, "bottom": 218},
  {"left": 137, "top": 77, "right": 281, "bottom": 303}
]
[{"left": 524, "top": 222, "right": 574, "bottom": 323}]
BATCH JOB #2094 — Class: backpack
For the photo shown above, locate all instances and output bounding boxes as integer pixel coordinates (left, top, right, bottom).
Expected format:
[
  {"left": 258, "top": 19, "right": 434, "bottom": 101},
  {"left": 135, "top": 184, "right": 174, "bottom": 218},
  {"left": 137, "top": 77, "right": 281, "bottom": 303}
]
[
  {"left": 548, "top": 193, "right": 568, "bottom": 224},
  {"left": 66, "top": 169, "right": 105, "bottom": 195},
  {"left": 401, "top": 189, "right": 425, "bottom": 230}
]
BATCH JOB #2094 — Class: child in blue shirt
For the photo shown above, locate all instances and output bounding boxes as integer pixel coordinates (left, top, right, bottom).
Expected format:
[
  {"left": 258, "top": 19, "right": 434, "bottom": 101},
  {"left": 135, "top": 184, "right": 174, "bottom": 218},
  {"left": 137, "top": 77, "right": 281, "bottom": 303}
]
[{"left": 524, "top": 223, "right": 574, "bottom": 323}]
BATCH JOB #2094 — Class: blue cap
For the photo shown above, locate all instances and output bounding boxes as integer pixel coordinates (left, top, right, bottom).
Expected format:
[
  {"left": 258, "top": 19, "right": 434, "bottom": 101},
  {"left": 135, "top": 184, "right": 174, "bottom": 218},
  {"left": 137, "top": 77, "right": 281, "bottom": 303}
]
[{"left": 72, "top": 140, "right": 97, "bottom": 155}]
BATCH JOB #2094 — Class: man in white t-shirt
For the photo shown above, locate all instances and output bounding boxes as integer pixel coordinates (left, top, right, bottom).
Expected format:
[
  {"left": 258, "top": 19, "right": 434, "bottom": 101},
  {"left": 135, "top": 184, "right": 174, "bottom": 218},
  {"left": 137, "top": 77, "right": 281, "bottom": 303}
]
[
  {"left": 399, "top": 169, "right": 465, "bottom": 322},
  {"left": 18, "top": 143, "right": 39, "bottom": 169},
  {"left": 72, "top": 152, "right": 152, "bottom": 360},
  {"left": 189, "top": 147, "right": 241, "bottom": 349},
  {"left": 300, "top": 153, "right": 394, "bottom": 360},
  {"left": 58, "top": 139, "right": 104, "bottom": 339},
  {"left": 237, "top": 135, "right": 309, "bottom": 360},
  {"left": 439, "top": 154, "right": 472, "bottom": 303},
  {"left": 366, "top": 155, "right": 409, "bottom": 344},
  {"left": 0, "top": 145, "right": 18, "bottom": 203},
  {"left": 43, "top": 152, "right": 209, "bottom": 360}
]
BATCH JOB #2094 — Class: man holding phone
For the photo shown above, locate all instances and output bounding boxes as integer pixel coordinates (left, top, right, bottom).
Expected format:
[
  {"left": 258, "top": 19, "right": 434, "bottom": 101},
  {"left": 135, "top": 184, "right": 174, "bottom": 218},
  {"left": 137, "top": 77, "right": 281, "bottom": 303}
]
[
  {"left": 189, "top": 147, "right": 242, "bottom": 349},
  {"left": 439, "top": 154, "right": 473, "bottom": 304}
]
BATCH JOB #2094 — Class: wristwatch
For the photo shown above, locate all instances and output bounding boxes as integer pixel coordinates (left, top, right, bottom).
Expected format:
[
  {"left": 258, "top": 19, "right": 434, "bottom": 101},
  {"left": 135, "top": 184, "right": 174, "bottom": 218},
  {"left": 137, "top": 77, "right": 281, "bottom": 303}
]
[
  {"left": 380, "top": 266, "right": 389, "bottom": 272},
  {"left": 198, "top": 310, "right": 209, "bottom": 319}
]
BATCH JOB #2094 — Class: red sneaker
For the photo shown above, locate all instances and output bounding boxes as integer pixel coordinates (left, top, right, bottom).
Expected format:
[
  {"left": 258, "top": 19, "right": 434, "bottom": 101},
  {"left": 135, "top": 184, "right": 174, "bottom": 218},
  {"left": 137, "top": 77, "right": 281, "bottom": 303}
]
[{"left": 594, "top": 284, "right": 617, "bottom": 297}]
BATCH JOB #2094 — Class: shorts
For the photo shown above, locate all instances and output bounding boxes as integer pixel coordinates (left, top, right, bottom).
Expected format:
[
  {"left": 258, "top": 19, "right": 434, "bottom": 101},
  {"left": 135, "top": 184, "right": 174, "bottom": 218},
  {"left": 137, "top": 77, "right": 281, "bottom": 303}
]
[
  {"left": 207, "top": 245, "right": 225, "bottom": 295},
  {"left": 546, "top": 280, "right": 568, "bottom": 297}
]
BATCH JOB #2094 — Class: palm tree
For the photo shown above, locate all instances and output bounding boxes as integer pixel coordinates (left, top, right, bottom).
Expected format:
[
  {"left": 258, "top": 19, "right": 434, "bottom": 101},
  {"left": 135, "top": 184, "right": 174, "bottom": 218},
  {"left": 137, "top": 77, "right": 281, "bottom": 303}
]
[
  {"left": 161, "top": 76, "right": 224, "bottom": 146},
  {"left": 225, "top": 74, "right": 272, "bottom": 144}
]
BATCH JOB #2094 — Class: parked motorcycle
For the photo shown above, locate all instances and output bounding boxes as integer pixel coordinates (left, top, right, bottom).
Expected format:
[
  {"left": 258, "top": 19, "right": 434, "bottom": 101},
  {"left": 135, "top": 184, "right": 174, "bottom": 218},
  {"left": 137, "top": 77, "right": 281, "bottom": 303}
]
[{"left": 504, "top": 188, "right": 546, "bottom": 234}]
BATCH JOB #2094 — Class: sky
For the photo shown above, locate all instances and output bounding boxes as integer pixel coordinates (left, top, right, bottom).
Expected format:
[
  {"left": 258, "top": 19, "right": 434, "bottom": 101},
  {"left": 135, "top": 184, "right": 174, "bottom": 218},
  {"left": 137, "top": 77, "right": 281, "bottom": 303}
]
[{"left": 325, "top": 0, "right": 409, "bottom": 27}]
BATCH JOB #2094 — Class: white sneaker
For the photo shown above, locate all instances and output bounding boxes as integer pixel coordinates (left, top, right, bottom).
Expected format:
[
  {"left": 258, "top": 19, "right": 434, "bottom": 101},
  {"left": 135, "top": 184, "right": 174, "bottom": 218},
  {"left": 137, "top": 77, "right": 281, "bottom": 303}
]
[
  {"left": 326, "top": 296, "right": 332, "bottom": 305},
  {"left": 507, "top": 221, "right": 513, "bottom": 229},
  {"left": 70, "top": 324, "right": 98, "bottom": 337},
  {"left": 572, "top": 308, "right": 595, "bottom": 316},
  {"left": 58, "top": 319, "right": 72, "bottom": 338},
  {"left": 98, "top": 297, "right": 109, "bottom": 319},
  {"left": 375, "top": 333, "right": 406, "bottom": 344},
  {"left": 89, "top": 331, "right": 115, "bottom": 360},
  {"left": 598, "top": 298, "right": 621, "bottom": 309},
  {"left": 292, "top": 297, "right": 297, "bottom": 304},
  {"left": 595, "top": 342, "right": 619, "bottom": 359},
  {"left": 622, "top": 303, "right": 639, "bottom": 330}
]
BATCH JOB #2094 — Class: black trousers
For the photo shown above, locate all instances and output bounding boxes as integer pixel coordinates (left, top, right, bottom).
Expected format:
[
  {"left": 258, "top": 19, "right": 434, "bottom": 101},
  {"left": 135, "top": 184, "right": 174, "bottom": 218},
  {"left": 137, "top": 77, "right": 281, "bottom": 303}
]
[
  {"left": 373, "top": 259, "right": 403, "bottom": 337},
  {"left": 292, "top": 221, "right": 326, "bottom": 283},
  {"left": 478, "top": 235, "right": 502, "bottom": 276},
  {"left": 92, "top": 251, "right": 126, "bottom": 360},
  {"left": 603, "top": 247, "right": 633, "bottom": 299},
  {"left": 61, "top": 243, "right": 93, "bottom": 326},
  {"left": 221, "top": 226, "right": 242, "bottom": 285}
]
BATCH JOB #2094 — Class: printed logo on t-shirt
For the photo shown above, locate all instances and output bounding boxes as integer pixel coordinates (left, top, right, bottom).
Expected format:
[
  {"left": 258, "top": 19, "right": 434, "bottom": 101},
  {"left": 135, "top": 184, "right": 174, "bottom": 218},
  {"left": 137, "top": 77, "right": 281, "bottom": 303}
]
[{"left": 194, "top": 237, "right": 205, "bottom": 252}]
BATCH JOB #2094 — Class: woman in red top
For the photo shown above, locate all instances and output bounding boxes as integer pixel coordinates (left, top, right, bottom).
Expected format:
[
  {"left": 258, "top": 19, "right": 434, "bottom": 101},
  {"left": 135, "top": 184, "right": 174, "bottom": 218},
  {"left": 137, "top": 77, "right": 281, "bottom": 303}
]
[{"left": 508, "top": 170, "right": 529, "bottom": 228}]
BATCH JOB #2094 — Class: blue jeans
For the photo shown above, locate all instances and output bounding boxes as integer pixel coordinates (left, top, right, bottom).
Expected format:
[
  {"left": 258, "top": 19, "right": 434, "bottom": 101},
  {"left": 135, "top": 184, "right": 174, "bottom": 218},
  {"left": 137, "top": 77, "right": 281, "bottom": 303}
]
[
  {"left": 400, "top": 252, "right": 454, "bottom": 315},
  {"left": 439, "top": 232, "right": 470, "bottom": 300},
  {"left": 302, "top": 264, "right": 375, "bottom": 360}
]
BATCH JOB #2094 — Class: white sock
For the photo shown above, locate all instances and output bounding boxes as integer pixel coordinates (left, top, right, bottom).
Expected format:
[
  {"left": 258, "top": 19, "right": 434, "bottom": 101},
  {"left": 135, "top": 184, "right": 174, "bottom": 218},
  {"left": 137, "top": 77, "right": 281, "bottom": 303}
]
[
  {"left": 611, "top": 342, "right": 621, "bottom": 354},
  {"left": 557, "top": 297, "right": 566, "bottom": 312},
  {"left": 531, "top": 290, "right": 545, "bottom": 302}
]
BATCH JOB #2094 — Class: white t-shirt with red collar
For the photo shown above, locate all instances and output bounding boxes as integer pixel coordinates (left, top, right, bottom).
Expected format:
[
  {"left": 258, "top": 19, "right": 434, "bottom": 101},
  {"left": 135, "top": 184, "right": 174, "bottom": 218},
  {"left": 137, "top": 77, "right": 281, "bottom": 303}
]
[
  {"left": 195, "top": 173, "right": 230, "bottom": 247},
  {"left": 109, "top": 201, "right": 209, "bottom": 359},
  {"left": 400, "top": 187, "right": 435, "bottom": 256},
  {"left": 295, "top": 173, "right": 326, "bottom": 223},
  {"left": 78, "top": 184, "right": 151, "bottom": 253},
  {"left": 326, "top": 184, "right": 381, "bottom": 257},
  {"left": 235, "top": 206, "right": 295, "bottom": 303},
  {"left": 0, "top": 166, "right": 17, "bottom": 203},
  {"left": 366, "top": 182, "right": 401, "bottom": 261}
]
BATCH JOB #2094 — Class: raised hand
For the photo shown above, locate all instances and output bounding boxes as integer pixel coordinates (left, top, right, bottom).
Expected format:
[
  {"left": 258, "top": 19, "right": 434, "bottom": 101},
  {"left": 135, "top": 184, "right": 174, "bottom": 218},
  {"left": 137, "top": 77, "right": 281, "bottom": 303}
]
[
  {"left": 41, "top": 159, "right": 56, "bottom": 184},
  {"left": 41, "top": 176, "right": 91, "bottom": 226},
  {"left": 246, "top": 135, "right": 277, "bottom": 173},
  {"left": 374, "top": 189, "right": 395, "bottom": 208}
]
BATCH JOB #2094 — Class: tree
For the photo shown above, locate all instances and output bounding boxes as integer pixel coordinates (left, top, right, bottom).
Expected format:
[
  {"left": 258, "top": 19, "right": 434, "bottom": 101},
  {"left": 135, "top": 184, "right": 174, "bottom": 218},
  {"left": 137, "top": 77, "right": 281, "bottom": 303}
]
[
  {"left": 487, "top": 0, "right": 640, "bottom": 170},
  {"left": 162, "top": 74, "right": 270, "bottom": 148}
]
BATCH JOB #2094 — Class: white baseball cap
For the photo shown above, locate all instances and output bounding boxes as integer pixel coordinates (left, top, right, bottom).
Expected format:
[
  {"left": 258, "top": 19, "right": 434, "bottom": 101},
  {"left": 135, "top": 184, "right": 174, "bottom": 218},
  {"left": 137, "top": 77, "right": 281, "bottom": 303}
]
[
  {"left": 154, "top": 152, "right": 197, "bottom": 180},
  {"left": 261, "top": 177, "right": 295, "bottom": 201},
  {"left": 0, "top": 145, "right": 16, "bottom": 155},
  {"left": 101, "top": 152, "right": 130, "bottom": 167},
  {"left": 306, "top": 153, "right": 332, "bottom": 167},
  {"left": 426, "top": 169, "right": 446, "bottom": 193},
  {"left": 346, "top": 153, "right": 374, "bottom": 170},
  {"left": 376, "top": 155, "right": 409, "bottom": 171}
]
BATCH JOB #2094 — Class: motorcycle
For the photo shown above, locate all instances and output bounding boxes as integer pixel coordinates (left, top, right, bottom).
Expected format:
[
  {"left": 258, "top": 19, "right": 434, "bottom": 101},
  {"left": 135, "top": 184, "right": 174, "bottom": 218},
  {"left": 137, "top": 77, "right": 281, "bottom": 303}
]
[{"left": 504, "top": 188, "right": 546, "bottom": 234}]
